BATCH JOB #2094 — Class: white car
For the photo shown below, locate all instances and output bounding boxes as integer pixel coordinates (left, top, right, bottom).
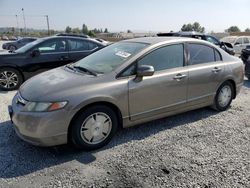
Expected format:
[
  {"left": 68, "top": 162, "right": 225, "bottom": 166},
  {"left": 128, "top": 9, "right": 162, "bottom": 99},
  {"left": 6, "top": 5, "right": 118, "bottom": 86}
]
[{"left": 221, "top": 36, "right": 250, "bottom": 54}]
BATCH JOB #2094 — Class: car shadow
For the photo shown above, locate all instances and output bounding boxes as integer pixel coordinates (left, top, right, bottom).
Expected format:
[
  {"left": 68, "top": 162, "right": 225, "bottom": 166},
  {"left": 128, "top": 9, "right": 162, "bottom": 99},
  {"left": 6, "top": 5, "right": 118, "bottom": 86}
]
[{"left": 0, "top": 106, "right": 218, "bottom": 179}]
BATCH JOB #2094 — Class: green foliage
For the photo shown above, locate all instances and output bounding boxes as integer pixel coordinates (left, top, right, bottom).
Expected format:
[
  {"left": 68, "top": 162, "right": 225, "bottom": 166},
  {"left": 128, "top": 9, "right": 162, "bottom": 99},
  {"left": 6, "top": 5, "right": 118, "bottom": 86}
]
[
  {"left": 245, "top": 28, "right": 250, "bottom": 32},
  {"left": 181, "top": 22, "right": 205, "bottom": 33},
  {"left": 104, "top": 28, "right": 108, "bottom": 33},
  {"left": 226, "top": 26, "right": 241, "bottom": 33},
  {"left": 127, "top": 29, "right": 132, "bottom": 33},
  {"left": 72, "top": 28, "right": 80, "bottom": 34},
  {"left": 82, "top": 24, "right": 88, "bottom": 34},
  {"left": 65, "top": 26, "right": 72, "bottom": 33},
  {"left": 88, "top": 30, "right": 96, "bottom": 37}
]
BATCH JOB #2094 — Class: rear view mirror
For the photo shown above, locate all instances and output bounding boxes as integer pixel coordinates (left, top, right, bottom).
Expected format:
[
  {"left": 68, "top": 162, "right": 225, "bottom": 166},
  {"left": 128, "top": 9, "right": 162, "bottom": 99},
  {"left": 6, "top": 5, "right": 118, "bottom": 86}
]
[
  {"left": 31, "top": 49, "right": 40, "bottom": 57},
  {"left": 137, "top": 65, "right": 154, "bottom": 77}
]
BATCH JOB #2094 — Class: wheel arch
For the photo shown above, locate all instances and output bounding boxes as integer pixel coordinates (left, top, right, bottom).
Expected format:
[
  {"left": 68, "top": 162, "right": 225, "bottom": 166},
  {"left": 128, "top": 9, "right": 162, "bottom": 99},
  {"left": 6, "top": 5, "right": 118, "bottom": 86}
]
[
  {"left": 67, "top": 101, "right": 123, "bottom": 143},
  {"left": 217, "top": 79, "right": 236, "bottom": 99}
]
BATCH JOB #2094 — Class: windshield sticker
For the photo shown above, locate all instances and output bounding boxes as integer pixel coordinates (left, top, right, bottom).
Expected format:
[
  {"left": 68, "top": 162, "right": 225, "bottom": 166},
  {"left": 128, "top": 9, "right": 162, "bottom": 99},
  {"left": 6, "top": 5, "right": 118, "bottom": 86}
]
[{"left": 115, "top": 51, "right": 131, "bottom": 58}]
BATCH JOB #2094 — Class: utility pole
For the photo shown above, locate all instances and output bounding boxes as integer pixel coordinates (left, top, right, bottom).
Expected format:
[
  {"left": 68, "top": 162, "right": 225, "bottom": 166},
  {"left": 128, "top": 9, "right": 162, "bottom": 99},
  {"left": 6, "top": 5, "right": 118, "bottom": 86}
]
[
  {"left": 21, "top": 8, "right": 27, "bottom": 35},
  {"left": 45, "top": 15, "right": 50, "bottom": 35},
  {"left": 15, "top": 15, "right": 20, "bottom": 35}
]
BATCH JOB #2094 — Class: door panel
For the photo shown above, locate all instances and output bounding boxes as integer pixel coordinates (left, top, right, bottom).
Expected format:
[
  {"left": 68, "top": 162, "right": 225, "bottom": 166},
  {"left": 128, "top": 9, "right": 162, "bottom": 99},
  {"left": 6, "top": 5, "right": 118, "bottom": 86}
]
[
  {"left": 128, "top": 68, "right": 188, "bottom": 121},
  {"left": 187, "top": 43, "right": 225, "bottom": 104},
  {"left": 187, "top": 62, "right": 225, "bottom": 104}
]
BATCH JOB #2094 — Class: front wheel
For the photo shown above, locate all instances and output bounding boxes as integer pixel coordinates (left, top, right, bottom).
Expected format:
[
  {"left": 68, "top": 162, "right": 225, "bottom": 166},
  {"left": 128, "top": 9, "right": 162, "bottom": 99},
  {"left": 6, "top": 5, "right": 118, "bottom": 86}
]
[
  {"left": 0, "top": 68, "right": 23, "bottom": 91},
  {"left": 212, "top": 81, "right": 234, "bottom": 111},
  {"left": 8, "top": 45, "right": 17, "bottom": 51},
  {"left": 70, "top": 105, "right": 118, "bottom": 150}
]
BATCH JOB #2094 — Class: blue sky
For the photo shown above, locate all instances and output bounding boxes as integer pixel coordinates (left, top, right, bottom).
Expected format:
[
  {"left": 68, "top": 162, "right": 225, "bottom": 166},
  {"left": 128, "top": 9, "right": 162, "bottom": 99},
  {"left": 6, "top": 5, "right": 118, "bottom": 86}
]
[{"left": 0, "top": 0, "right": 249, "bottom": 32}]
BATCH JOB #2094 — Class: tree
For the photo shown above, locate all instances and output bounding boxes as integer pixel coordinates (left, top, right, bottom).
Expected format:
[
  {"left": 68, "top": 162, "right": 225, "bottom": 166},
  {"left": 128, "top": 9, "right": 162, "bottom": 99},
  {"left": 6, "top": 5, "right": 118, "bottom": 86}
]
[
  {"left": 181, "top": 22, "right": 205, "bottom": 33},
  {"left": 127, "top": 29, "right": 132, "bottom": 33},
  {"left": 88, "top": 30, "right": 96, "bottom": 37},
  {"left": 82, "top": 24, "right": 88, "bottom": 34},
  {"left": 104, "top": 28, "right": 108, "bottom": 33},
  {"left": 72, "top": 27, "right": 80, "bottom": 34},
  {"left": 65, "top": 26, "right": 72, "bottom": 33},
  {"left": 245, "top": 28, "right": 250, "bottom": 32},
  {"left": 226, "top": 26, "right": 241, "bottom": 33}
]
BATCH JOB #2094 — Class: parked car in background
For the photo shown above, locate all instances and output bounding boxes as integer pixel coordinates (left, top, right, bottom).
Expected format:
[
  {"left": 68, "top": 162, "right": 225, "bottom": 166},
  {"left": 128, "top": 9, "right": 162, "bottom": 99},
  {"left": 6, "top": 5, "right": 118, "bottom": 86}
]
[
  {"left": 9, "top": 37, "right": 244, "bottom": 150},
  {"left": 0, "top": 36, "right": 106, "bottom": 90},
  {"left": 157, "top": 31, "right": 235, "bottom": 55},
  {"left": 245, "top": 57, "right": 250, "bottom": 80},
  {"left": 240, "top": 45, "right": 250, "bottom": 63},
  {"left": 56, "top": 33, "right": 90, "bottom": 38},
  {"left": 1, "top": 35, "right": 9, "bottom": 40},
  {"left": 56, "top": 33, "right": 110, "bottom": 45},
  {"left": 9, "top": 36, "right": 18, "bottom": 41},
  {"left": 2, "top": 37, "right": 37, "bottom": 51},
  {"left": 221, "top": 36, "right": 250, "bottom": 54}
]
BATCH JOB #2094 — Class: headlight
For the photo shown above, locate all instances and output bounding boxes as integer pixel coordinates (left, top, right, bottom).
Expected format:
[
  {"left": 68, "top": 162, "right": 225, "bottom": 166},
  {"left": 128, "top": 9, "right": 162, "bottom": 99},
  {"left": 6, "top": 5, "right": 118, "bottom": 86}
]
[{"left": 23, "top": 101, "right": 67, "bottom": 112}]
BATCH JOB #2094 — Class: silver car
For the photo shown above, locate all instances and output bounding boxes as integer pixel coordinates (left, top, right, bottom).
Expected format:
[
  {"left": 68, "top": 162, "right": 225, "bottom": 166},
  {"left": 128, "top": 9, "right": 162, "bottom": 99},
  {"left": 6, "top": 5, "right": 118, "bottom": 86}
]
[
  {"left": 9, "top": 37, "right": 244, "bottom": 150},
  {"left": 221, "top": 36, "right": 250, "bottom": 54}
]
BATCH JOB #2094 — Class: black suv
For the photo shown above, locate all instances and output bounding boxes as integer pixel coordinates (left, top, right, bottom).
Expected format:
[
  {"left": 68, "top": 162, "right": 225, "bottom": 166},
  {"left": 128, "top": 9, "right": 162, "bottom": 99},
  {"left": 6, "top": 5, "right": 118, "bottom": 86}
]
[
  {"left": 0, "top": 36, "right": 106, "bottom": 90},
  {"left": 157, "top": 31, "right": 235, "bottom": 55},
  {"left": 241, "top": 45, "right": 250, "bottom": 79}
]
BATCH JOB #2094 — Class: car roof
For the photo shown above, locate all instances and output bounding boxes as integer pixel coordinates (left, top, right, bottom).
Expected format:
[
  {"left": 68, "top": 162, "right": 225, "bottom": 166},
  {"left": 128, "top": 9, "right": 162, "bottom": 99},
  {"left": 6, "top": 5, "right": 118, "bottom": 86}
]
[
  {"left": 122, "top": 37, "right": 204, "bottom": 45},
  {"left": 38, "top": 36, "right": 105, "bottom": 45},
  {"left": 157, "top": 31, "right": 204, "bottom": 36}
]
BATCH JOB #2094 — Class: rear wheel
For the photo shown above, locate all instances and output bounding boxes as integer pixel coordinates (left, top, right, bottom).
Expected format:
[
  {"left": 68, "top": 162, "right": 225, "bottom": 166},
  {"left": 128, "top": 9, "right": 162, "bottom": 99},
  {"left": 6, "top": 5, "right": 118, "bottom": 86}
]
[
  {"left": 70, "top": 105, "right": 118, "bottom": 150},
  {"left": 212, "top": 81, "right": 234, "bottom": 111},
  {"left": 8, "top": 45, "right": 17, "bottom": 51},
  {"left": 0, "top": 67, "right": 23, "bottom": 91}
]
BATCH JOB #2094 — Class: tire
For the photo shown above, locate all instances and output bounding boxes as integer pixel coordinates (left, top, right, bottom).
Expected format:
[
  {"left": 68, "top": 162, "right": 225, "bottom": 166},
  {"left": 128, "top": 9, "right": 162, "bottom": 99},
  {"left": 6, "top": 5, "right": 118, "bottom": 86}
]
[
  {"left": 211, "top": 81, "right": 234, "bottom": 111},
  {"left": 8, "top": 45, "right": 17, "bottom": 51},
  {"left": 70, "top": 105, "right": 118, "bottom": 150},
  {"left": 0, "top": 67, "right": 23, "bottom": 91}
]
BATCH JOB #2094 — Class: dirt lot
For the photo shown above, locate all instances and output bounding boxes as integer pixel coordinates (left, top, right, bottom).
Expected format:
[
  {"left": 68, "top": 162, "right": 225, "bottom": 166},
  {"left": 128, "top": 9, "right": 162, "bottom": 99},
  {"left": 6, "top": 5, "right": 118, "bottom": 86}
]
[{"left": 0, "top": 80, "right": 250, "bottom": 188}]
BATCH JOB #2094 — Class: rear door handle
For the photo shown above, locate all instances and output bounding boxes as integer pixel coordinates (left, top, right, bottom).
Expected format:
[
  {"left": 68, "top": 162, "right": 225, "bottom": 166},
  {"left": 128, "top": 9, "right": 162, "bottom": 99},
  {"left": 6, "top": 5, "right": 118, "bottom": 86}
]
[
  {"left": 59, "top": 56, "right": 69, "bottom": 61},
  {"left": 173, "top": 74, "right": 187, "bottom": 80},
  {"left": 212, "top": 67, "right": 222, "bottom": 73}
]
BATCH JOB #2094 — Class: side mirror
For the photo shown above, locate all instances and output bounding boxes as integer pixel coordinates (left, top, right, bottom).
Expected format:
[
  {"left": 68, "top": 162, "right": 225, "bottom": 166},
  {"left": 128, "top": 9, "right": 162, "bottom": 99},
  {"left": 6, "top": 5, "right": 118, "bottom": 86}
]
[
  {"left": 31, "top": 49, "right": 40, "bottom": 57},
  {"left": 137, "top": 65, "right": 154, "bottom": 77}
]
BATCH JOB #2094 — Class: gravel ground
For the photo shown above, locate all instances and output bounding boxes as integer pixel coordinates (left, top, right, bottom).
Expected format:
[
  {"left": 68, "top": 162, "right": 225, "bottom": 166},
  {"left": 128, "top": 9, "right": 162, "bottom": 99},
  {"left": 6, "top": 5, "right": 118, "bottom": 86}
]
[{"left": 0, "top": 80, "right": 250, "bottom": 188}]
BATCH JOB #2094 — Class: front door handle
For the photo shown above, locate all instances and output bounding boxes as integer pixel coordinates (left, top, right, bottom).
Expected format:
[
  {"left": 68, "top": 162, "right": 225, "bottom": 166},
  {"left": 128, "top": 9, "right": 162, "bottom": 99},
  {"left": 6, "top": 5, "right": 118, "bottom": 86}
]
[
  {"left": 173, "top": 74, "right": 187, "bottom": 80},
  {"left": 59, "top": 56, "right": 69, "bottom": 61},
  {"left": 212, "top": 67, "right": 222, "bottom": 73}
]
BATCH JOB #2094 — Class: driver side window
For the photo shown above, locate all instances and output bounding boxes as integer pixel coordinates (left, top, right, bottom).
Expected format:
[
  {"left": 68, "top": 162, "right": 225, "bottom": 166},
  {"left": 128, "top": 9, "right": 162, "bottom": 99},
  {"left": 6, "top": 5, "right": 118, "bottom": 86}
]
[
  {"left": 137, "top": 44, "right": 184, "bottom": 72},
  {"left": 38, "top": 39, "right": 67, "bottom": 53}
]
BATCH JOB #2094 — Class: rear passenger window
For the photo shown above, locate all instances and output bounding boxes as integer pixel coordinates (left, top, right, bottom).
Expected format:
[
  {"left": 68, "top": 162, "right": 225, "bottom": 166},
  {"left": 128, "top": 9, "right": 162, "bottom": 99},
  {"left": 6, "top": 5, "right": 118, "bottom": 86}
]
[
  {"left": 243, "top": 38, "right": 249, "bottom": 44},
  {"left": 188, "top": 44, "right": 215, "bottom": 65},
  {"left": 138, "top": 44, "right": 184, "bottom": 71},
  {"left": 88, "top": 42, "right": 98, "bottom": 50},
  {"left": 215, "top": 49, "right": 222, "bottom": 61},
  {"left": 68, "top": 39, "right": 89, "bottom": 51}
]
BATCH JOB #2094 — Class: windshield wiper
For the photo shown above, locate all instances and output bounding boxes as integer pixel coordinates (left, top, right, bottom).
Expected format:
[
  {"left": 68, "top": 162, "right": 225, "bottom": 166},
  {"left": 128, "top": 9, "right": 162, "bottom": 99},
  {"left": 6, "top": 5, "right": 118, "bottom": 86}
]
[{"left": 73, "top": 65, "right": 97, "bottom": 76}]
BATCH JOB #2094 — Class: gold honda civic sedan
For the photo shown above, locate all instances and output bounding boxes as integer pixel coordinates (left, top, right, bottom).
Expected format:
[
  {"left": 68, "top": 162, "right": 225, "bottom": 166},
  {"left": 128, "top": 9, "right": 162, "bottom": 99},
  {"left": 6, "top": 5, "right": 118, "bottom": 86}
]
[{"left": 9, "top": 37, "right": 244, "bottom": 150}]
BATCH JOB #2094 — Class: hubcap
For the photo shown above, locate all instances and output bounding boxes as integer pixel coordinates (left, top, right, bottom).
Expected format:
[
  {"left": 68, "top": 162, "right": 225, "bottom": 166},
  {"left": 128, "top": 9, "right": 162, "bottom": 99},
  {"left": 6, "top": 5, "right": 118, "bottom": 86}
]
[
  {"left": 0, "top": 71, "right": 18, "bottom": 89},
  {"left": 80, "top": 112, "right": 112, "bottom": 145},
  {"left": 218, "top": 85, "right": 232, "bottom": 107}
]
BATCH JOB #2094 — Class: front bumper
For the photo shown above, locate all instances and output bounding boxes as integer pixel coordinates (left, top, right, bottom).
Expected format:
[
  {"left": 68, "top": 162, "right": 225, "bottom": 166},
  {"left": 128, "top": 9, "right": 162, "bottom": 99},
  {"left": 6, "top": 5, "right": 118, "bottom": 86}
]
[{"left": 9, "top": 94, "right": 71, "bottom": 146}]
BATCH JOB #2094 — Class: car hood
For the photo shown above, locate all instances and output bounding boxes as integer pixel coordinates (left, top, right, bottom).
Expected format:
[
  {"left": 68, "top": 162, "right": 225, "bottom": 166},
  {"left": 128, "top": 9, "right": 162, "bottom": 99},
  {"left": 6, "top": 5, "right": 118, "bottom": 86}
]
[{"left": 19, "top": 67, "right": 106, "bottom": 102}]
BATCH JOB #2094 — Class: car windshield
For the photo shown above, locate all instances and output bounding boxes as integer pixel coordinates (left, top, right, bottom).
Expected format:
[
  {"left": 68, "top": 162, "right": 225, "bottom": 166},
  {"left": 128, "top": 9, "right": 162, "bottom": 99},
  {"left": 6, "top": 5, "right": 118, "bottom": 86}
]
[
  {"left": 221, "top": 37, "right": 237, "bottom": 44},
  {"left": 15, "top": 39, "right": 42, "bottom": 53},
  {"left": 74, "top": 42, "right": 148, "bottom": 74}
]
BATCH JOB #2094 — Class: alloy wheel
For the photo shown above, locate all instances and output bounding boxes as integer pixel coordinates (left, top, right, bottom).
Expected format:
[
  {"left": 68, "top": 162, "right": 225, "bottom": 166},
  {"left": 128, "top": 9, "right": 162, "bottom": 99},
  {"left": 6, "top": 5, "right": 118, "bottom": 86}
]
[{"left": 0, "top": 71, "right": 19, "bottom": 89}]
